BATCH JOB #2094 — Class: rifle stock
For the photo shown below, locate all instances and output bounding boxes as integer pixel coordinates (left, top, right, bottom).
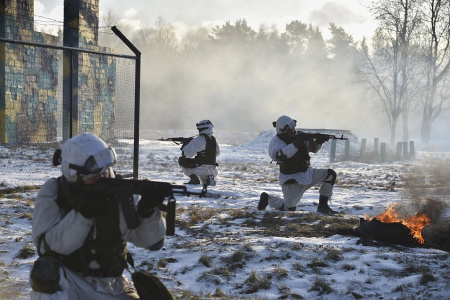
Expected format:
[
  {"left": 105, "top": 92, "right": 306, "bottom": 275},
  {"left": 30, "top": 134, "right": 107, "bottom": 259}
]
[{"left": 70, "top": 177, "right": 220, "bottom": 235}]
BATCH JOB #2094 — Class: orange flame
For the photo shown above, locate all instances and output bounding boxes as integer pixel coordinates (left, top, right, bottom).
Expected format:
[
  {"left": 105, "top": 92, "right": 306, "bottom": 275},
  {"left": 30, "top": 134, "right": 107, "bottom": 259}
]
[{"left": 373, "top": 203, "right": 431, "bottom": 243}]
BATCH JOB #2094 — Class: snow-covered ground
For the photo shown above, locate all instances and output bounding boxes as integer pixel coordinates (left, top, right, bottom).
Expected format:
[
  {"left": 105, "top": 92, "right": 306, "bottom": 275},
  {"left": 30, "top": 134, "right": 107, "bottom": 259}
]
[{"left": 0, "top": 130, "right": 449, "bottom": 299}]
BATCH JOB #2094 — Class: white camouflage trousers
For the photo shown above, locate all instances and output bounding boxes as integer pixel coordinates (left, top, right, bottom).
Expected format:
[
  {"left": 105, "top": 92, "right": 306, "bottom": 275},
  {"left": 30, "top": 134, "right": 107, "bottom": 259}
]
[
  {"left": 181, "top": 165, "right": 218, "bottom": 184},
  {"left": 30, "top": 265, "right": 139, "bottom": 300},
  {"left": 268, "top": 168, "right": 334, "bottom": 210}
]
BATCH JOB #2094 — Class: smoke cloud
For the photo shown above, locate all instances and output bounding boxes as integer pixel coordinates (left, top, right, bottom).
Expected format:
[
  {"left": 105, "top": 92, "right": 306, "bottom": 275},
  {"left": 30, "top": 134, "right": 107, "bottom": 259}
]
[{"left": 95, "top": 6, "right": 448, "bottom": 148}]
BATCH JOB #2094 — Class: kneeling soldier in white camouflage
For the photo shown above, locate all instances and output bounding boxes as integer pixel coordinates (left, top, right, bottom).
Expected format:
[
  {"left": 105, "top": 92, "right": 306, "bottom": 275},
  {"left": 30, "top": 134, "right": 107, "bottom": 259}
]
[
  {"left": 178, "top": 120, "right": 220, "bottom": 186},
  {"left": 30, "top": 133, "right": 168, "bottom": 299},
  {"left": 258, "top": 115, "right": 339, "bottom": 214}
]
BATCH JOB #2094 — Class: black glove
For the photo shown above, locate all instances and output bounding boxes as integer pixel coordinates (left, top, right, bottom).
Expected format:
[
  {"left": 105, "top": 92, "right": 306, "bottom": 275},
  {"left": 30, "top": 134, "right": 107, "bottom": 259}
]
[
  {"left": 137, "top": 189, "right": 166, "bottom": 218},
  {"left": 77, "top": 193, "right": 112, "bottom": 218},
  {"left": 315, "top": 135, "right": 330, "bottom": 144}
]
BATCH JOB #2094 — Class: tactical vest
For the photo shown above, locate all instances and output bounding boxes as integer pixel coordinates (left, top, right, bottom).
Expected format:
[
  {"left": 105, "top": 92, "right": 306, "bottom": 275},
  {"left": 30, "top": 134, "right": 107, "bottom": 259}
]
[
  {"left": 195, "top": 135, "right": 217, "bottom": 166},
  {"left": 277, "top": 134, "right": 311, "bottom": 175},
  {"left": 56, "top": 177, "right": 128, "bottom": 277}
]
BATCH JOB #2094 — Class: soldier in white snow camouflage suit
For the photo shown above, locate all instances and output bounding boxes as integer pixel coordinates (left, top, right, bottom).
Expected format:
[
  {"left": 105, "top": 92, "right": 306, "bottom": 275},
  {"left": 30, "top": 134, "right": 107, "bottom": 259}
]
[
  {"left": 258, "top": 115, "right": 339, "bottom": 214},
  {"left": 30, "top": 133, "right": 167, "bottom": 300},
  {"left": 178, "top": 120, "right": 220, "bottom": 186}
]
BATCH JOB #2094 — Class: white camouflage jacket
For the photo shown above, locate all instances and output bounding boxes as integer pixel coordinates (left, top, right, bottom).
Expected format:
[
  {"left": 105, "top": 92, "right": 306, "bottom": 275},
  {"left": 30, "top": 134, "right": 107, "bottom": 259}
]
[
  {"left": 32, "top": 177, "right": 166, "bottom": 257},
  {"left": 182, "top": 134, "right": 221, "bottom": 158}
]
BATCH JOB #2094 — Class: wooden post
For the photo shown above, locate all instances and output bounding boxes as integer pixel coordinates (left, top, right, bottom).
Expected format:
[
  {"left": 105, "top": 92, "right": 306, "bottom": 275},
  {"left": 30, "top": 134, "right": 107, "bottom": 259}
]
[
  {"left": 344, "top": 140, "right": 350, "bottom": 161},
  {"left": 409, "top": 141, "right": 415, "bottom": 160},
  {"left": 395, "top": 142, "right": 402, "bottom": 161},
  {"left": 360, "top": 138, "right": 366, "bottom": 161},
  {"left": 330, "top": 139, "right": 337, "bottom": 163},
  {"left": 402, "top": 141, "right": 408, "bottom": 160},
  {"left": 373, "top": 138, "right": 379, "bottom": 154},
  {"left": 380, "top": 142, "right": 386, "bottom": 162}
]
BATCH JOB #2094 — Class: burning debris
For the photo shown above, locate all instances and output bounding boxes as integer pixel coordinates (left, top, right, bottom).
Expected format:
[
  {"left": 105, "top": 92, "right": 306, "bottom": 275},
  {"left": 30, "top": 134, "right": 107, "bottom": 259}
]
[{"left": 354, "top": 203, "right": 431, "bottom": 247}]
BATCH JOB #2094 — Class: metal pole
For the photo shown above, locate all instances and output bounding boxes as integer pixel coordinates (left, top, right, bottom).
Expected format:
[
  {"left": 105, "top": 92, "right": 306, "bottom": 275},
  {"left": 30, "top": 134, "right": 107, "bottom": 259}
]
[
  {"left": 360, "top": 138, "right": 366, "bottom": 161},
  {"left": 380, "top": 142, "right": 386, "bottom": 162},
  {"left": 402, "top": 141, "right": 408, "bottom": 160},
  {"left": 69, "top": 50, "right": 73, "bottom": 138},
  {"left": 111, "top": 26, "right": 141, "bottom": 180},
  {"left": 409, "top": 141, "right": 415, "bottom": 160},
  {"left": 395, "top": 142, "right": 402, "bottom": 161},
  {"left": 330, "top": 139, "right": 337, "bottom": 163},
  {"left": 134, "top": 54, "right": 141, "bottom": 179},
  {"left": 0, "top": 37, "right": 136, "bottom": 59},
  {"left": 373, "top": 137, "right": 379, "bottom": 154},
  {"left": 344, "top": 140, "right": 350, "bottom": 161}
]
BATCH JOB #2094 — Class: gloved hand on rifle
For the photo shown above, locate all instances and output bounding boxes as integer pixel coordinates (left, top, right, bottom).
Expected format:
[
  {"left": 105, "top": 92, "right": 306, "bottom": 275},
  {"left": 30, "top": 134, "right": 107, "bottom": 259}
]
[
  {"left": 293, "top": 135, "right": 306, "bottom": 149},
  {"left": 137, "top": 188, "right": 166, "bottom": 218},
  {"left": 315, "top": 135, "right": 330, "bottom": 144},
  {"left": 292, "top": 138, "right": 304, "bottom": 149}
]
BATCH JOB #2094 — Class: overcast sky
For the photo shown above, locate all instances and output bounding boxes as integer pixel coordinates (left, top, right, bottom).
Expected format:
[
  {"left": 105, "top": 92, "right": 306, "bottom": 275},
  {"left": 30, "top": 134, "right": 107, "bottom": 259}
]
[{"left": 35, "top": 0, "right": 377, "bottom": 42}]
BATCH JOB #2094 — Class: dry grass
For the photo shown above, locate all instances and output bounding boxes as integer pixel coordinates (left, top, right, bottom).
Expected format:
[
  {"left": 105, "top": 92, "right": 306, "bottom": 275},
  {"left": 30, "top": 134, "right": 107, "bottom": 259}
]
[
  {"left": 242, "top": 270, "right": 271, "bottom": 293},
  {"left": 258, "top": 212, "right": 359, "bottom": 238},
  {"left": 199, "top": 253, "right": 212, "bottom": 267},
  {"left": 308, "top": 277, "right": 333, "bottom": 295},
  {"left": 15, "top": 245, "right": 35, "bottom": 259}
]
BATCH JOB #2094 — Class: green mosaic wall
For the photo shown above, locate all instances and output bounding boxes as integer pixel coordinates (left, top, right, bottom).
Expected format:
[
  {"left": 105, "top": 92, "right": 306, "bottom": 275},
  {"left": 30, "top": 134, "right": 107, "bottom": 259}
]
[
  {"left": 0, "top": 0, "right": 59, "bottom": 145},
  {"left": 1, "top": 0, "right": 116, "bottom": 145}
]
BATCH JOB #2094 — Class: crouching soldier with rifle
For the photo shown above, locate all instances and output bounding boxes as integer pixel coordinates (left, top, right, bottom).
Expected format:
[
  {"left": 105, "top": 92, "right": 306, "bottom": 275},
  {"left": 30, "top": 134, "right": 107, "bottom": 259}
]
[
  {"left": 160, "top": 120, "right": 220, "bottom": 186},
  {"left": 258, "top": 115, "right": 347, "bottom": 215},
  {"left": 30, "top": 133, "right": 218, "bottom": 299}
]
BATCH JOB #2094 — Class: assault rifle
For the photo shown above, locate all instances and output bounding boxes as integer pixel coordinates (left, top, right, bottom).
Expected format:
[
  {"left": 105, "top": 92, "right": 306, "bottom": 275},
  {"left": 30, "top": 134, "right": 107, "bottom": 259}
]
[
  {"left": 295, "top": 131, "right": 348, "bottom": 141},
  {"left": 271, "top": 122, "right": 348, "bottom": 141},
  {"left": 158, "top": 136, "right": 195, "bottom": 146},
  {"left": 67, "top": 177, "right": 220, "bottom": 235}
]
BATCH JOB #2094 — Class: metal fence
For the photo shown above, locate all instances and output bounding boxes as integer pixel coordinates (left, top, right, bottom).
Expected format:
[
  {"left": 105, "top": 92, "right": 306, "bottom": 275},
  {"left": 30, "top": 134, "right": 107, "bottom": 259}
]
[{"left": 0, "top": 30, "right": 140, "bottom": 189}]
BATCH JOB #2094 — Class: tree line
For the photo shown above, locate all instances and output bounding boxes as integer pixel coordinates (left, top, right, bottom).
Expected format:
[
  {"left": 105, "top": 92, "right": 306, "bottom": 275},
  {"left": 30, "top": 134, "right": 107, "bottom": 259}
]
[{"left": 100, "top": 0, "right": 449, "bottom": 146}]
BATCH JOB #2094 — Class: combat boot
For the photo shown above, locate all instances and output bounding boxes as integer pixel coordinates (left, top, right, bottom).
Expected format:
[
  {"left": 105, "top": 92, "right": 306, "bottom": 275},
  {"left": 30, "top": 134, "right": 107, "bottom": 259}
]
[
  {"left": 258, "top": 192, "right": 269, "bottom": 210},
  {"left": 187, "top": 174, "right": 200, "bottom": 185},
  {"left": 317, "top": 195, "right": 338, "bottom": 214}
]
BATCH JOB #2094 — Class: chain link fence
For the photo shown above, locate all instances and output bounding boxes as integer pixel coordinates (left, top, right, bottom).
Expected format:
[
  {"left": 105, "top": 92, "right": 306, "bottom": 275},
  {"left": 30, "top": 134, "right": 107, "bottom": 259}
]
[{"left": 0, "top": 38, "right": 138, "bottom": 189}]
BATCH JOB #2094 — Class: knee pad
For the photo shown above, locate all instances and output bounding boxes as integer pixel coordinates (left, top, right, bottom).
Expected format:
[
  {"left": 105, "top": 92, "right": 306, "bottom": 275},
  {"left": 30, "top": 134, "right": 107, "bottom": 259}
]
[{"left": 325, "top": 169, "right": 337, "bottom": 185}]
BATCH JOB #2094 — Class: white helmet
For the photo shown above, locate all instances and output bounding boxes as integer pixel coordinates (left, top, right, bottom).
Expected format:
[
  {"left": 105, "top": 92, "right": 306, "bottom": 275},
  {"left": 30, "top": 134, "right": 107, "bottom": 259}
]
[
  {"left": 275, "top": 115, "right": 297, "bottom": 134},
  {"left": 60, "top": 133, "right": 117, "bottom": 183},
  {"left": 196, "top": 120, "right": 214, "bottom": 134}
]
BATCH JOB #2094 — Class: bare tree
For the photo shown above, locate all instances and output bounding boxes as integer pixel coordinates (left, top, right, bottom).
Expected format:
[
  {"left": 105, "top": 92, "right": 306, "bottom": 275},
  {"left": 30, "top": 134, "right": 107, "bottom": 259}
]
[
  {"left": 133, "top": 26, "right": 156, "bottom": 50},
  {"left": 357, "top": 0, "right": 423, "bottom": 144},
  {"left": 180, "top": 27, "right": 210, "bottom": 65},
  {"left": 418, "top": 0, "right": 450, "bottom": 145},
  {"left": 98, "top": 9, "right": 131, "bottom": 53},
  {"left": 150, "top": 16, "right": 179, "bottom": 54}
]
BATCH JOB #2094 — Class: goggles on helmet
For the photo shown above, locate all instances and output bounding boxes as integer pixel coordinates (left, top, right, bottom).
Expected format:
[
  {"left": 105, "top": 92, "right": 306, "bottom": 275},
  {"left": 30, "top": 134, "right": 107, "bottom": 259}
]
[
  {"left": 279, "top": 119, "right": 297, "bottom": 132},
  {"left": 69, "top": 147, "right": 117, "bottom": 176}
]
